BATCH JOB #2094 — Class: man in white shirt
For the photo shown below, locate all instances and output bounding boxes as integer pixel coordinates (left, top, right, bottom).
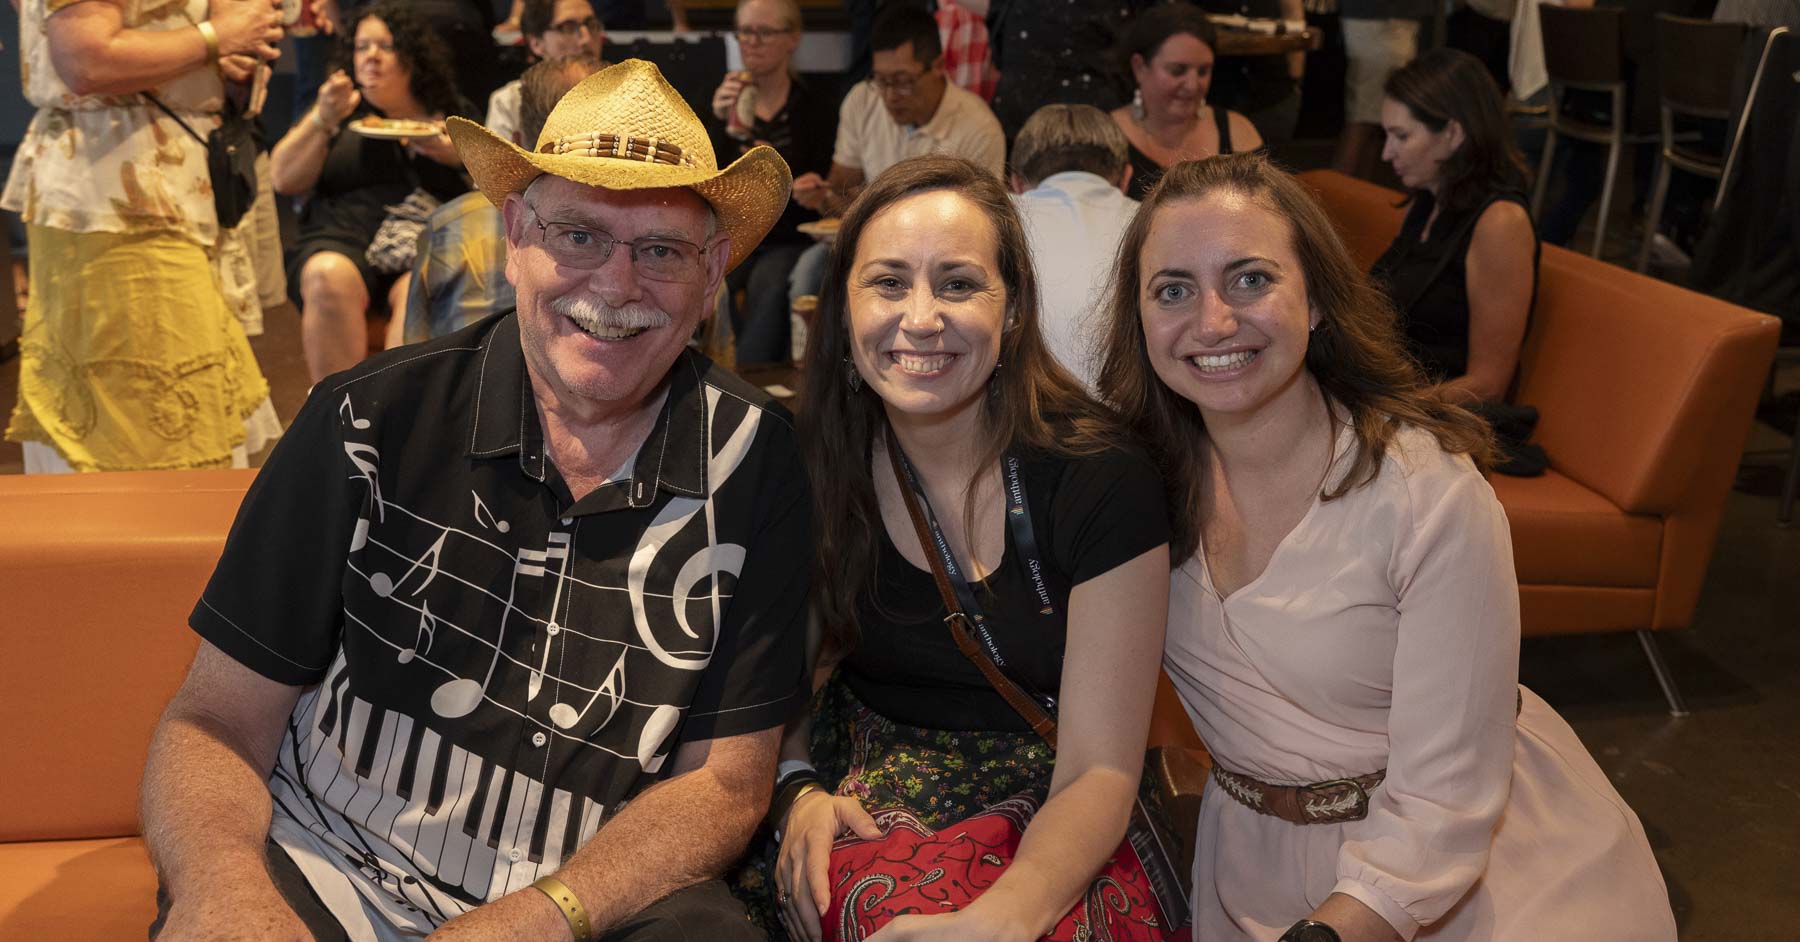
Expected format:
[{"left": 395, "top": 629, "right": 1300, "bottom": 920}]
[
  {"left": 1009, "top": 104, "right": 1138, "bottom": 391},
  {"left": 488, "top": 0, "right": 606, "bottom": 143},
  {"left": 791, "top": 5, "right": 1005, "bottom": 217}
]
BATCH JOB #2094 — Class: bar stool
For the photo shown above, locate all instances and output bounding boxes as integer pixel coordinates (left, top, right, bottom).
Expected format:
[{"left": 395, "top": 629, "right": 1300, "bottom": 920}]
[
  {"left": 1634, "top": 15, "right": 1747, "bottom": 273},
  {"left": 1531, "top": 5, "right": 1651, "bottom": 259}
]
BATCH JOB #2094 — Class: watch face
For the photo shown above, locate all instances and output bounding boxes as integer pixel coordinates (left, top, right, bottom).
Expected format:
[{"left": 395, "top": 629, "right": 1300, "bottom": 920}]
[{"left": 1285, "top": 922, "right": 1341, "bottom": 942}]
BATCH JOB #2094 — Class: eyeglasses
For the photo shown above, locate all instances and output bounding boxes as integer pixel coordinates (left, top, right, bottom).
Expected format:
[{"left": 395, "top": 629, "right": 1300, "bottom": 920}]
[
  {"left": 549, "top": 16, "right": 601, "bottom": 37},
  {"left": 734, "top": 26, "right": 793, "bottom": 43},
  {"left": 526, "top": 203, "right": 709, "bottom": 282},
  {"left": 871, "top": 70, "right": 925, "bottom": 95}
]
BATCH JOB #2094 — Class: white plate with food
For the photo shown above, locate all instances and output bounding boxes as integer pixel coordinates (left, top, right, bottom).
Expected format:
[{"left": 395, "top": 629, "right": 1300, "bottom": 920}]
[
  {"left": 349, "top": 117, "right": 443, "bottom": 140},
  {"left": 796, "top": 218, "right": 841, "bottom": 241}
]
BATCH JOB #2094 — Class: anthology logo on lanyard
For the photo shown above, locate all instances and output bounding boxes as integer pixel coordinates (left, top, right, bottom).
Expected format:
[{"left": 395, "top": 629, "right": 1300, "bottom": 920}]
[{"left": 894, "top": 447, "right": 1057, "bottom": 683}]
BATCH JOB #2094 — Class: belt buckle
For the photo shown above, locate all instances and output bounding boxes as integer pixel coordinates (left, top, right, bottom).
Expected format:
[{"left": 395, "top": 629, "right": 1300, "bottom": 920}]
[{"left": 1300, "top": 777, "right": 1371, "bottom": 822}]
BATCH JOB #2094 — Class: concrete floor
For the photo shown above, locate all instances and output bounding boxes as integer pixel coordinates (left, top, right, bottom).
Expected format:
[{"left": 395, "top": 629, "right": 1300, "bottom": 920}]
[{"left": 2, "top": 164, "right": 1796, "bottom": 937}]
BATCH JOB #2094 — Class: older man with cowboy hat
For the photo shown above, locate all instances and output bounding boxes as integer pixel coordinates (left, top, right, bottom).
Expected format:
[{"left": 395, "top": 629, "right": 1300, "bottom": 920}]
[{"left": 141, "top": 61, "right": 804, "bottom": 942}]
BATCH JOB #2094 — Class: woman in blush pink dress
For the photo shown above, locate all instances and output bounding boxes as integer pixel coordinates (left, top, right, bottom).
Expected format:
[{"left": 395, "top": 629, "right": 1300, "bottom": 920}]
[{"left": 1094, "top": 153, "right": 1676, "bottom": 942}]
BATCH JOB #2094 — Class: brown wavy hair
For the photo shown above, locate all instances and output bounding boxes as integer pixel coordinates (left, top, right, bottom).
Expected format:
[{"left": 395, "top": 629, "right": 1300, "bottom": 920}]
[
  {"left": 798, "top": 155, "right": 1120, "bottom": 654},
  {"left": 1095, "top": 153, "right": 1494, "bottom": 562},
  {"left": 1384, "top": 48, "right": 1531, "bottom": 215}
]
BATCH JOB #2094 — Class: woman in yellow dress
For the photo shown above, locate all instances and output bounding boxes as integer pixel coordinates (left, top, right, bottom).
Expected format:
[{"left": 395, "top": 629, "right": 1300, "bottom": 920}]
[{"left": 2, "top": 0, "right": 285, "bottom": 471}]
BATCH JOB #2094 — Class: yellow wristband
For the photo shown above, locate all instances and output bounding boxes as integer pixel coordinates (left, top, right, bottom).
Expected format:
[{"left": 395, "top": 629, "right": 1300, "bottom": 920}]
[
  {"left": 531, "top": 875, "right": 593, "bottom": 942},
  {"left": 196, "top": 20, "right": 220, "bottom": 65}
]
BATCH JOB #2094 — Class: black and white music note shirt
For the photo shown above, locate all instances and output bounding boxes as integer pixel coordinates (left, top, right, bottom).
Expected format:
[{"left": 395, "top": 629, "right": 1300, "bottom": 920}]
[{"left": 190, "top": 313, "right": 810, "bottom": 938}]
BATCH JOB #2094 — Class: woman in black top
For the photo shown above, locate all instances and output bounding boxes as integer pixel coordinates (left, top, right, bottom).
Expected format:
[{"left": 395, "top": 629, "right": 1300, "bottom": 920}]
[
  {"left": 272, "top": 1, "right": 474, "bottom": 384},
  {"left": 745, "top": 156, "right": 1171, "bottom": 940},
  {"left": 1109, "top": 5, "right": 1263, "bottom": 202},
  {"left": 1370, "top": 48, "right": 1538, "bottom": 403},
  {"left": 707, "top": 0, "right": 839, "bottom": 364}
]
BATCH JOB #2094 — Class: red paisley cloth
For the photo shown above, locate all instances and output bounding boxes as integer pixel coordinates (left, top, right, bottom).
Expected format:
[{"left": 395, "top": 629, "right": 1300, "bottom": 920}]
[{"left": 823, "top": 797, "right": 1189, "bottom": 942}]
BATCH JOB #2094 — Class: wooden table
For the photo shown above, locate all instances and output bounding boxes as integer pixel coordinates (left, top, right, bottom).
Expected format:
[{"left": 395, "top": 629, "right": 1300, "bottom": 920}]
[{"left": 1211, "top": 28, "right": 1323, "bottom": 57}]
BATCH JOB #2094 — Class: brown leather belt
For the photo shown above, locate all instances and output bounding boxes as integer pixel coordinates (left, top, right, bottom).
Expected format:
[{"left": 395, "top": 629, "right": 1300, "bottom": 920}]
[{"left": 1210, "top": 765, "right": 1386, "bottom": 825}]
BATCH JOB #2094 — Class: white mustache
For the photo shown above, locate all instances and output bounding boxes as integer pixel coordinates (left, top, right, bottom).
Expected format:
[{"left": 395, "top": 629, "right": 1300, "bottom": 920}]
[{"left": 550, "top": 296, "right": 673, "bottom": 333}]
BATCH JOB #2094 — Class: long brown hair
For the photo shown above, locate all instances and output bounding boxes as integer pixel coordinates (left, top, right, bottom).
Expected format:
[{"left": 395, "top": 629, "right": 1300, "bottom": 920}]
[
  {"left": 799, "top": 155, "right": 1118, "bottom": 653},
  {"left": 1095, "top": 153, "right": 1494, "bottom": 562},
  {"left": 1384, "top": 48, "right": 1531, "bottom": 215}
]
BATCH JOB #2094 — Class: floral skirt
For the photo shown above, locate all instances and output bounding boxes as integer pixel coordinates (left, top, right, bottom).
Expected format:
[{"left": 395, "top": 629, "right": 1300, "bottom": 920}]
[
  {"left": 7, "top": 224, "right": 273, "bottom": 470},
  {"left": 730, "top": 677, "right": 1055, "bottom": 939}
]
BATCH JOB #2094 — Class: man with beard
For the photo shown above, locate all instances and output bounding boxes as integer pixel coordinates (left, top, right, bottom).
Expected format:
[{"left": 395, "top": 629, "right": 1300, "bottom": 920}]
[{"left": 141, "top": 61, "right": 804, "bottom": 941}]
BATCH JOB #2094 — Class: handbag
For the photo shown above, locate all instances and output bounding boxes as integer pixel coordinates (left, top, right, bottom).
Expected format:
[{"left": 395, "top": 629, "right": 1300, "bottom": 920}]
[
  {"left": 147, "top": 94, "right": 257, "bottom": 231},
  {"left": 817, "top": 428, "right": 1193, "bottom": 940},
  {"left": 366, "top": 189, "right": 442, "bottom": 275}
]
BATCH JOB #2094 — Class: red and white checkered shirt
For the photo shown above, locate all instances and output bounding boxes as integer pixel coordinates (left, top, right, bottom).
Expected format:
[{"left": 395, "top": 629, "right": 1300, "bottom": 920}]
[{"left": 937, "top": 0, "right": 998, "bottom": 101}]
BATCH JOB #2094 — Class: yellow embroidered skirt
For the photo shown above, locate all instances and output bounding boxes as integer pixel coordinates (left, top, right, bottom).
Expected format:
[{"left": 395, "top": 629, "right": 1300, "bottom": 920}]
[{"left": 6, "top": 224, "right": 273, "bottom": 471}]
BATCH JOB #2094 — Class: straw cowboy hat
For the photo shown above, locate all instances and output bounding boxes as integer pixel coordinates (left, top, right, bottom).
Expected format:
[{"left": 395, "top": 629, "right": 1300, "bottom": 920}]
[{"left": 447, "top": 59, "right": 792, "bottom": 272}]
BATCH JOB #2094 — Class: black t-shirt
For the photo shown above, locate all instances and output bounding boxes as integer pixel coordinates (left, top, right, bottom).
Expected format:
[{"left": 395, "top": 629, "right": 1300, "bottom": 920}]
[
  {"left": 297, "top": 102, "right": 475, "bottom": 253},
  {"left": 841, "top": 444, "right": 1170, "bottom": 732}
]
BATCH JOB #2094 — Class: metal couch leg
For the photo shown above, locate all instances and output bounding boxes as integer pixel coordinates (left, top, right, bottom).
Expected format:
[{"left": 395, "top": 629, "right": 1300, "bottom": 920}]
[{"left": 1637, "top": 630, "right": 1690, "bottom": 716}]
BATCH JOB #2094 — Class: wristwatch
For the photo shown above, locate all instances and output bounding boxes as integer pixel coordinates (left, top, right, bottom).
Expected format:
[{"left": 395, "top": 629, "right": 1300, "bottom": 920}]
[{"left": 1279, "top": 920, "right": 1342, "bottom": 942}]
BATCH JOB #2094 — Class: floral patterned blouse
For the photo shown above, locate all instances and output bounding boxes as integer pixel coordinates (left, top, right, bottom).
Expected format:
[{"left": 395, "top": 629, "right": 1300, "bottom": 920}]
[{"left": 1, "top": 0, "right": 225, "bottom": 246}]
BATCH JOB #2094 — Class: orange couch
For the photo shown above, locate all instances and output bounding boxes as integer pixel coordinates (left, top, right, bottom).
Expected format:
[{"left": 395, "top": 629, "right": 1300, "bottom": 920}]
[
  {"left": 1300, "top": 170, "right": 1782, "bottom": 712},
  {"left": 0, "top": 467, "right": 1208, "bottom": 938}
]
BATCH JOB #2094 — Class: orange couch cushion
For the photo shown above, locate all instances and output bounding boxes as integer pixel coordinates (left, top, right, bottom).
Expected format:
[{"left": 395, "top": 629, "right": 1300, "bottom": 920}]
[
  {"left": 0, "top": 837, "right": 159, "bottom": 941},
  {"left": 0, "top": 470, "right": 253, "bottom": 843},
  {"left": 1490, "top": 471, "right": 1662, "bottom": 587}
]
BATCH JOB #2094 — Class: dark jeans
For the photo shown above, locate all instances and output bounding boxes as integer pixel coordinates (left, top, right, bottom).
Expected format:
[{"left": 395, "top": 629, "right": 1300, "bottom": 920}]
[
  {"left": 151, "top": 840, "right": 759, "bottom": 941},
  {"left": 728, "top": 241, "right": 808, "bottom": 365}
]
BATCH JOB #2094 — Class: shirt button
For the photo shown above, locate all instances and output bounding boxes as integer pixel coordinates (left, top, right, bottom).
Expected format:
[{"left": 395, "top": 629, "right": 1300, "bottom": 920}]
[
  {"left": 509, "top": 848, "right": 523, "bottom": 862},
  {"left": 1018, "top": 29, "right": 1028, "bottom": 38},
  {"left": 546, "top": 624, "right": 561, "bottom": 637},
  {"left": 532, "top": 731, "right": 547, "bottom": 747},
  {"left": 560, "top": 516, "right": 572, "bottom": 525}
]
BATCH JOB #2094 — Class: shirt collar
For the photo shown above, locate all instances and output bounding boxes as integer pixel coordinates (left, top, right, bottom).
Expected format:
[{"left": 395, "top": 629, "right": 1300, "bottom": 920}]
[{"left": 467, "top": 313, "right": 709, "bottom": 510}]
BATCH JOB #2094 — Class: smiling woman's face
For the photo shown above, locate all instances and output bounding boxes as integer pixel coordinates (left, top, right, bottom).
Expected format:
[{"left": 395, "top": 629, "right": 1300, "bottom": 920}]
[
  {"left": 1138, "top": 189, "right": 1319, "bottom": 421},
  {"left": 846, "top": 189, "right": 1008, "bottom": 425}
]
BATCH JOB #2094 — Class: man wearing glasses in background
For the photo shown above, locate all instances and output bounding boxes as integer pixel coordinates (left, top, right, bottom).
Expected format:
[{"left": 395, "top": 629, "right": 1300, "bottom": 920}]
[
  {"left": 789, "top": 4, "right": 1004, "bottom": 219},
  {"left": 488, "top": 0, "right": 607, "bottom": 143},
  {"left": 141, "top": 61, "right": 806, "bottom": 941}
]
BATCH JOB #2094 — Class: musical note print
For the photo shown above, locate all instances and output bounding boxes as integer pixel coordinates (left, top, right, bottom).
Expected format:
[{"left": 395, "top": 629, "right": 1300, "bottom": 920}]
[
  {"left": 398, "top": 602, "right": 437, "bottom": 665},
  {"left": 525, "top": 533, "right": 573, "bottom": 702},
  {"left": 370, "top": 531, "right": 448, "bottom": 598},
  {"left": 430, "top": 533, "right": 569, "bottom": 720},
  {"left": 472, "top": 492, "right": 510, "bottom": 534},
  {"left": 548, "top": 650, "right": 627, "bottom": 731},
  {"left": 339, "top": 394, "right": 372, "bottom": 429}
]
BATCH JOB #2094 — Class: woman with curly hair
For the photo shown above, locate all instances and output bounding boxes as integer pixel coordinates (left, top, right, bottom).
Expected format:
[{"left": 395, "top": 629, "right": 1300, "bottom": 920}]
[
  {"left": 272, "top": 0, "right": 475, "bottom": 382},
  {"left": 1097, "top": 152, "right": 1673, "bottom": 941}
]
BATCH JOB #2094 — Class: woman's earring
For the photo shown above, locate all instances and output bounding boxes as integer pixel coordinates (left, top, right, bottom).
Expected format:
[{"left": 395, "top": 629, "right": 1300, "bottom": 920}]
[
  {"left": 843, "top": 355, "right": 863, "bottom": 392},
  {"left": 1130, "top": 88, "right": 1145, "bottom": 123}
]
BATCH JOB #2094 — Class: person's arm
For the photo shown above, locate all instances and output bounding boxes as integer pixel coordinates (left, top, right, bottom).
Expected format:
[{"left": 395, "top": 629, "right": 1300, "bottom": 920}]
[
  {"left": 46, "top": 0, "right": 281, "bottom": 96},
  {"left": 874, "top": 545, "right": 1170, "bottom": 942},
  {"left": 139, "top": 643, "right": 312, "bottom": 941},
  {"left": 430, "top": 726, "right": 784, "bottom": 940},
  {"left": 1437, "top": 200, "right": 1534, "bottom": 404},
  {"left": 1322, "top": 456, "right": 1521, "bottom": 941},
  {"left": 271, "top": 69, "right": 359, "bottom": 195},
  {"left": 792, "top": 162, "right": 866, "bottom": 216},
  {"left": 1228, "top": 109, "right": 1265, "bottom": 152}
]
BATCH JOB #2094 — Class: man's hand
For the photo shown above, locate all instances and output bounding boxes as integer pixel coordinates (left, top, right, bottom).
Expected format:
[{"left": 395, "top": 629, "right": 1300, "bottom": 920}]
[
  {"left": 310, "top": 0, "right": 342, "bottom": 35},
  {"left": 157, "top": 884, "right": 313, "bottom": 942},
  {"left": 212, "top": 0, "right": 283, "bottom": 62},
  {"left": 790, "top": 173, "right": 830, "bottom": 213},
  {"left": 220, "top": 53, "right": 260, "bottom": 83},
  {"left": 427, "top": 887, "right": 568, "bottom": 941}
]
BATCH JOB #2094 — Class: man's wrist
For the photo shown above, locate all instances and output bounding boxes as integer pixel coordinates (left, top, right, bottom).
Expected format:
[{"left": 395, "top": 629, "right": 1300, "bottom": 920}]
[
  {"left": 531, "top": 875, "right": 594, "bottom": 942},
  {"left": 197, "top": 20, "right": 221, "bottom": 65},
  {"left": 309, "top": 108, "right": 339, "bottom": 137}
]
